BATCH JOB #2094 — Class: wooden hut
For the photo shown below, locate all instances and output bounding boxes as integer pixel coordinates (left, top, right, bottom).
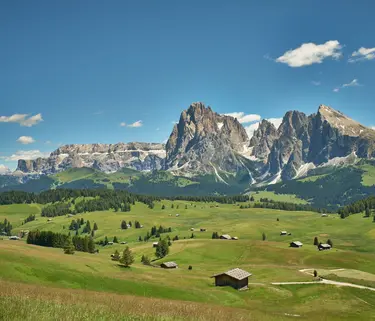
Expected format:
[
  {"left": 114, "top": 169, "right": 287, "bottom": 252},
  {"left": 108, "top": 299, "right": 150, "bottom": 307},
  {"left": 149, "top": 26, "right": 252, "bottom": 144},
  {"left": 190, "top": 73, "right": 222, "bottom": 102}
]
[
  {"left": 220, "top": 234, "right": 232, "bottom": 240},
  {"left": 211, "top": 268, "right": 251, "bottom": 290},
  {"left": 153, "top": 242, "right": 159, "bottom": 248},
  {"left": 161, "top": 262, "right": 178, "bottom": 269},
  {"left": 290, "top": 241, "right": 303, "bottom": 248},
  {"left": 280, "top": 231, "right": 287, "bottom": 236},
  {"left": 318, "top": 243, "right": 331, "bottom": 251}
]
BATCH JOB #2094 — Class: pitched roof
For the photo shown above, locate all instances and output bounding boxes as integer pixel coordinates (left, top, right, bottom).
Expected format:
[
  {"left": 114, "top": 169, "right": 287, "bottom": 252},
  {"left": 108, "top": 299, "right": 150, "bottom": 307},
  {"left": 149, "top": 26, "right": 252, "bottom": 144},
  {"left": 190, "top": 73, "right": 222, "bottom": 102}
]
[
  {"left": 291, "top": 241, "right": 303, "bottom": 246},
  {"left": 161, "top": 261, "right": 178, "bottom": 268},
  {"left": 319, "top": 243, "right": 331, "bottom": 248},
  {"left": 212, "top": 268, "right": 252, "bottom": 280},
  {"left": 221, "top": 234, "right": 231, "bottom": 239}
]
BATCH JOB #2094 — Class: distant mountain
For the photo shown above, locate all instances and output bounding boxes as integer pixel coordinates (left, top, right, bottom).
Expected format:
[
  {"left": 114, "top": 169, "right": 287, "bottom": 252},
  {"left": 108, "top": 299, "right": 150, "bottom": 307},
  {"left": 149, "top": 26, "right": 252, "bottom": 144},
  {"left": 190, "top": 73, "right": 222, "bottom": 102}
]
[{"left": 3, "top": 102, "right": 375, "bottom": 205}]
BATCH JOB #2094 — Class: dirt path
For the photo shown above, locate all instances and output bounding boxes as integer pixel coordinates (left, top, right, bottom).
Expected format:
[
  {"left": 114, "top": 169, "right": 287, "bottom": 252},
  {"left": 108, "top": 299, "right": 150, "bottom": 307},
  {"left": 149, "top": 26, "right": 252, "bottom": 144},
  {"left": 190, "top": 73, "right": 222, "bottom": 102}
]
[{"left": 272, "top": 269, "right": 375, "bottom": 292}]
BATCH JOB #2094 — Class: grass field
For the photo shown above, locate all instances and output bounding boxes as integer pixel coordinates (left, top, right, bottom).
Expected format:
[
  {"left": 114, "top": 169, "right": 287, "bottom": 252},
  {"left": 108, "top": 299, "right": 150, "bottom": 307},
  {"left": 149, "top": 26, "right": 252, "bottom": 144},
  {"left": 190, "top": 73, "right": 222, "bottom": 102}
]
[
  {"left": 2, "top": 201, "right": 375, "bottom": 320},
  {"left": 250, "top": 191, "right": 308, "bottom": 204}
]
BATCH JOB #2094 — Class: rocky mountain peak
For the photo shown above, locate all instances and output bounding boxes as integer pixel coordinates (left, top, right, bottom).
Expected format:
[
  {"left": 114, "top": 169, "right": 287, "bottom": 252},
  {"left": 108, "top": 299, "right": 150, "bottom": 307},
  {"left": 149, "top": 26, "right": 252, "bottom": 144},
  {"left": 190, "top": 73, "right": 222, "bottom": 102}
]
[
  {"left": 165, "top": 102, "right": 250, "bottom": 175},
  {"left": 250, "top": 120, "right": 278, "bottom": 160},
  {"left": 278, "top": 110, "right": 308, "bottom": 137}
]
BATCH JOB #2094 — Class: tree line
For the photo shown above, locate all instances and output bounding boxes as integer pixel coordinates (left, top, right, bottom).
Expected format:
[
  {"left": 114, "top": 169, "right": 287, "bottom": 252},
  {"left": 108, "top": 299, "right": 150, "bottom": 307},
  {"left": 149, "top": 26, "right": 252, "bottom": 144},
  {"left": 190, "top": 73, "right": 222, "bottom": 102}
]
[
  {"left": 27, "top": 230, "right": 96, "bottom": 253},
  {"left": 338, "top": 196, "right": 375, "bottom": 219},
  {"left": 0, "top": 219, "right": 12, "bottom": 236}
]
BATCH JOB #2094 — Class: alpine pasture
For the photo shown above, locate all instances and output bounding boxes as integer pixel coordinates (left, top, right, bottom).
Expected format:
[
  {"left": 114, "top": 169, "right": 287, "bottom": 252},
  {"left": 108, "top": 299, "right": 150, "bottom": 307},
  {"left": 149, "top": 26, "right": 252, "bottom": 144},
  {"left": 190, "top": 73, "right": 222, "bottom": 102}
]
[{"left": 1, "top": 200, "right": 375, "bottom": 320}]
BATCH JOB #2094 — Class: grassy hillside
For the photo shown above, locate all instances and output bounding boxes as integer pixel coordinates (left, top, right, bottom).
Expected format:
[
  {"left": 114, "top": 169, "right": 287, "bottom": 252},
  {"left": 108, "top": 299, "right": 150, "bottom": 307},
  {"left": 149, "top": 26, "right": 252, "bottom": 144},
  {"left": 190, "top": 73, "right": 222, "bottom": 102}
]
[{"left": 2, "top": 201, "right": 375, "bottom": 320}]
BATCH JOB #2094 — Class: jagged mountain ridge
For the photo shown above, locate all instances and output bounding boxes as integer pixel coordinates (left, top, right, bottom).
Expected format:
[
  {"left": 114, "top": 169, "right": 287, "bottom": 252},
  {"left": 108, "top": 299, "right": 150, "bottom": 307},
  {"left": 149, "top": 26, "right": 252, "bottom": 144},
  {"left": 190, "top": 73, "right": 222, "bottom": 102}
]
[{"left": 13, "top": 103, "right": 375, "bottom": 188}]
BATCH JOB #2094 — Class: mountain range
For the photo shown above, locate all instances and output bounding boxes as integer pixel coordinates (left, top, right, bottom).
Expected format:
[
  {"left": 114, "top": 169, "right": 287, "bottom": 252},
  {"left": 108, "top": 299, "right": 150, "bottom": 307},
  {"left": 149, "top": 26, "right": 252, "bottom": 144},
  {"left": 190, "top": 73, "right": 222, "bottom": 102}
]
[{"left": 1, "top": 102, "right": 375, "bottom": 208}]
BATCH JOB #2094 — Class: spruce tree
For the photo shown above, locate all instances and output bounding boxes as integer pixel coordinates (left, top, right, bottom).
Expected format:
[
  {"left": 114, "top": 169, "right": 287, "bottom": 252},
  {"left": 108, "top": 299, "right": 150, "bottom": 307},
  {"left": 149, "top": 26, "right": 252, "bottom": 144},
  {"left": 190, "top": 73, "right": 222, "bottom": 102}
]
[
  {"left": 120, "top": 247, "right": 134, "bottom": 267},
  {"left": 63, "top": 237, "right": 75, "bottom": 255},
  {"left": 104, "top": 236, "right": 108, "bottom": 245},
  {"left": 112, "top": 249, "right": 120, "bottom": 261},
  {"left": 365, "top": 208, "right": 371, "bottom": 217},
  {"left": 314, "top": 237, "right": 319, "bottom": 246},
  {"left": 161, "top": 204, "right": 165, "bottom": 210},
  {"left": 121, "top": 220, "right": 127, "bottom": 229},
  {"left": 155, "top": 239, "right": 169, "bottom": 258},
  {"left": 262, "top": 232, "right": 266, "bottom": 241},
  {"left": 93, "top": 222, "right": 98, "bottom": 230},
  {"left": 113, "top": 236, "right": 118, "bottom": 243},
  {"left": 88, "top": 237, "right": 95, "bottom": 253},
  {"left": 327, "top": 239, "right": 333, "bottom": 248}
]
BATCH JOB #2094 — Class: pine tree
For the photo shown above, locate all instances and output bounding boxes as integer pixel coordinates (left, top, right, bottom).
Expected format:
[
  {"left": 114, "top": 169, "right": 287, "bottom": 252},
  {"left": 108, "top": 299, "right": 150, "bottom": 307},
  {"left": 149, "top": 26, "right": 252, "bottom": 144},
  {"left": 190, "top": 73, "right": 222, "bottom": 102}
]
[
  {"left": 327, "top": 239, "right": 333, "bottom": 248},
  {"left": 161, "top": 204, "right": 165, "bottom": 210},
  {"left": 88, "top": 237, "right": 95, "bottom": 253},
  {"left": 83, "top": 236, "right": 89, "bottom": 252},
  {"left": 120, "top": 247, "right": 134, "bottom": 267},
  {"left": 91, "top": 230, "right": 95, "bottom": 237},
  {"left": 314, "top": 237, "right": 319, "bottom": 246},
  {"left": 104, "top": 236, "right": 109, "bottom": 245},
  {"left": 171, "top": 204, "right": 174, "bottom": 209},
  {"left": 155, "top": 239, "right": 169, "bottom": 258},
  {"left": 365, "top": 208, "right": 371, "bottom": 217},
  {"left": 121, "top": 220, "right": 127, "bottom": 229},
  {"left": 63, "top": 236, "right": 75, "bottom": 255},
  {"left": 112, "top": 250, "right": 120, "bottom": 261},
  {"left": 93, "top": 222, "right": 98, "bottom": 230},
  {"left": 80, "top": 218, "right": 84, "bottom": 226},
  {"left": 141, "top": 255, "right": 151, "bottom": 265},
  {"left": 314, "top": 270, "right": 318, "bottom": 278},
  {"left": 138, "top": 236, "right": 143, "bottom": 242},
  {"left": 190, "top": 233, "right": 194, "bottom": 239},
  {"left": 113, "top": 236, "right": 118, "bottom": 243},
  {"left": 262, "top": 232, "right": 266, "bottom": 241}
]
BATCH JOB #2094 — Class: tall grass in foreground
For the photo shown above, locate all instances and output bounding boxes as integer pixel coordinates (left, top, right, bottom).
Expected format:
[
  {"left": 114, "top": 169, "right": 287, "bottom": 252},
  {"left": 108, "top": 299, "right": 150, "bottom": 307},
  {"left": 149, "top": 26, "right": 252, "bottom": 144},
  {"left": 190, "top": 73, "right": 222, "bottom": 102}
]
[{"left": 0, "top": 280, "right": 262, "bottom": 321}]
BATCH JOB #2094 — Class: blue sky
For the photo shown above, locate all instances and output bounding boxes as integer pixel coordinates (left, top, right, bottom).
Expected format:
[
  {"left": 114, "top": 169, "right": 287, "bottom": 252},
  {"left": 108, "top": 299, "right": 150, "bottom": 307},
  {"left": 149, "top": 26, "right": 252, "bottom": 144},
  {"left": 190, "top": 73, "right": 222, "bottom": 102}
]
[{"left": 1, "top": 0, "right": 374, "bottom": 171}]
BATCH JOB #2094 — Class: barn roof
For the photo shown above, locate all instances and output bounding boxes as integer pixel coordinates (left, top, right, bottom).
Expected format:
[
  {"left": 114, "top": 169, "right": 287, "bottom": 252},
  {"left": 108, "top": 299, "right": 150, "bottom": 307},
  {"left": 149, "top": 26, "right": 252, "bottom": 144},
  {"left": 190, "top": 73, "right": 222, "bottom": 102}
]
[
  {"left": 212, "top": 268, "right": 252, "bottom": 280},
  {"left": 161, "top": 261, "right": 178, "bottom": 268},
  {"left": 291, "top": 241, "right": 303, "bottom": 246},
  {"left": 221, "top": 234, "right": 232, "bottom": 239},
  {"left": 319, "top": 243, "right": 331, "bottom": 248}
]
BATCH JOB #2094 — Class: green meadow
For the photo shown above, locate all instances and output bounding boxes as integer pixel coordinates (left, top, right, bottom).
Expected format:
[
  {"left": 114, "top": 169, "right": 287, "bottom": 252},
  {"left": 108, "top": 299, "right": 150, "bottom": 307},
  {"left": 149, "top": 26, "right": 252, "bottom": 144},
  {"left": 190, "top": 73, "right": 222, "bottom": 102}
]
[{"left": 2, "top": 201, "right": 375, "bottom": 320}]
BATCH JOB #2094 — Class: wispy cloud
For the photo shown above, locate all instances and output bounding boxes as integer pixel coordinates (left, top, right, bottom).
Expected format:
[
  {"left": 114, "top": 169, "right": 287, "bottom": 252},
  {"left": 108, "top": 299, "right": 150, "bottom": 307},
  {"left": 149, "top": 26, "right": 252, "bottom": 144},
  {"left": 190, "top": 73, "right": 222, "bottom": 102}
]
[
  {"left": 17, "top": 136, "right": 35, "bottom": 144},
  {"left": 349, "top": 47, "right": 375, "bottom": 63},
  {"left": 333, "top": 79, "right": 362, "bottom": 93},
  {"left": 0, "top": 164, "right": 10, "bottom": 175},
  {"left": 224, "top": 112, "right": 261, "bottom": 124},
  {"left": 275, "top": 40, "right": 342, "bottom": 67},
  {"left": 0, "top": 113, "right": 43, "bottom": 127},
  {"left": 120, "top": 120, "right": 143, "bottom": 128},
  {"left": 0, "top": 150, "right": 50, "bottom": 161},
  {"left": 311, "top": 81, "right": 321, "bottom": 86}
]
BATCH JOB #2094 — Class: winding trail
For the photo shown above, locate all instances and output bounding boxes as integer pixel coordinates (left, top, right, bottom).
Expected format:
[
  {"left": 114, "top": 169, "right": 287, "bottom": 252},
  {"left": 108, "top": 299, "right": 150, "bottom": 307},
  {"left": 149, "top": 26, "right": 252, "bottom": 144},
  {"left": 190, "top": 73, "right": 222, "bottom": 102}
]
[{"left": 272, "top": 269, "right": 375, "bottom": 292}]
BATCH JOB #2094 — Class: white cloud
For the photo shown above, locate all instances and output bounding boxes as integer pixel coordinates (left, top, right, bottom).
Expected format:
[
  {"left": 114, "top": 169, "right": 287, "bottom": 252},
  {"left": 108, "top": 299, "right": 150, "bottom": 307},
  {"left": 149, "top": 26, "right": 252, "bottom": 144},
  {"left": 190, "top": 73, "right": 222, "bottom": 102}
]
[
  {"left": 120, "top": 120, "right": 143, "bottom": 128},
  {"left": 245, "top": 117, "right": 283, "bottom": 138},
  {"left": 224, "top": 112, "right": 261, "bottom": 124},
  {"left": 276, "top": 40, "right": 342, "bottom": 67},
  {"left": 0, "top": 164, "right": 11, "bottom": 175},
  {"left": 311, "top": 81, "right": 321, "bottom": 86},
  {"left": 45, "top": 140, "right": 52, "bottom": 145},
  {"left": 333, "top": 79, "right": 361, "bottom": 92},
  {"left": 342, "top": 79, "right": 361, "bottom": 87},
  {"left": 17, "top": 136, "right": 35, "bottom": 144},
  {"left": 0, "top": 113, "right": 43, "bottom": 127},
  {"left": 0, "top": 150, "right": 50, "bottom": 161},
  {"left": 128, "top": 120, "right": 143, "bottom": 128},
  {"left": 349, "top": 47, "right": 375, "bottom": 62}
]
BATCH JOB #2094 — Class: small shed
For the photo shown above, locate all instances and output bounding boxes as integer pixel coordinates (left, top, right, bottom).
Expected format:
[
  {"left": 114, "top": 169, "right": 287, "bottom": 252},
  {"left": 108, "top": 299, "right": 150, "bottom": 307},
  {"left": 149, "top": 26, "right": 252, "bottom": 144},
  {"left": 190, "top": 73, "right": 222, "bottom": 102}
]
[
  {"left": 153, "top": 242, "right": 159, "bottom": 248},
  {"left": 190, "top": 228, "right": 195, "bottom": 231},
  {"left": 107, "top": 241, "right": 114, "bottom": 245},
  {"left": 161, "top": 261, "right": 178, "bottom": 269},
  {"left": 200, "top": 228, "right": 207, "bottom": 232},
  {"left": 220, "top": 234, "right": 232, "bottom": 240},
  {"left": 9, "top": 236, "right": 20, "bottom": 240},
  {"left": 211, "top": 268, "right": 251, "bottom": 290},
  {"left": 121, "top": 241, "right": 127, "bottom": 245},
  {"left": 321, "top": 213, "right": 328, "bottom": 217},
  {"left": 232, "top": 236, "right": 239, "bottom": 240},
  {"left": 176, "top": 214, "right": 180, "bottom": 217},
  {"left": 290, "top": 241, "right": 303, "bottom": 248},
  {"left": 47, "top": 218, "right": 52, "bottom": 222},
  {"left": 280, "top": 231, "right": 287, "bottom": 236},
  {"left": 318, "top": 243, "right": 332, "bottom": 251}
]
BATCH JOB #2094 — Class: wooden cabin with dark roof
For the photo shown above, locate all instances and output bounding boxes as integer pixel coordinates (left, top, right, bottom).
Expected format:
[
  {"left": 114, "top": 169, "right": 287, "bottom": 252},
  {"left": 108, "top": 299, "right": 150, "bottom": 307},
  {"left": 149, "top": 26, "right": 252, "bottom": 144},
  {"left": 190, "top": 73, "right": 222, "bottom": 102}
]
[{"left": 211, "top": 268, "right": 251, "bottom": 290}]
